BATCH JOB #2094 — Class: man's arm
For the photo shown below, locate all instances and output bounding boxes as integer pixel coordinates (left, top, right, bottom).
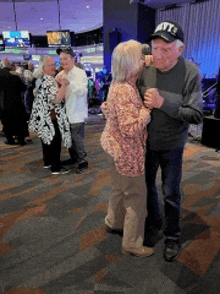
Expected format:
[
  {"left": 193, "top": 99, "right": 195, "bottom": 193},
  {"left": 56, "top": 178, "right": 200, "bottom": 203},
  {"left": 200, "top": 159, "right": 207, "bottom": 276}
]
[
  {"left": 161, "top": 72, "right": 203, "bottom": 124},
  {"left": 144, "top": 71, "right": 203, "bottom": 125}
]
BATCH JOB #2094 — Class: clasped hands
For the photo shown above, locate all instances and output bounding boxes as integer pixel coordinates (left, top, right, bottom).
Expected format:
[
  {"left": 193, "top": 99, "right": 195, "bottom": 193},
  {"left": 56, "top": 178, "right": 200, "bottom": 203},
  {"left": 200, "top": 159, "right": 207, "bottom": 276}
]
[
  {"left": 56, "top": 76, "right": 69, "bottom": 87},
  {"left": 144, "top": 88, "right": 164, "bottom": 109}
]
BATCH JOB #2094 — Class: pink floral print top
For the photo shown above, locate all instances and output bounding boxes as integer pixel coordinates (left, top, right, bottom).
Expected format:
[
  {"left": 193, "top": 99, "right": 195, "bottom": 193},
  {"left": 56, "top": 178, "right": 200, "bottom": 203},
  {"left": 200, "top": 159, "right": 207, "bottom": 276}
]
[{"left": 100, "top": 82, "right": 151, "bottom": 177}]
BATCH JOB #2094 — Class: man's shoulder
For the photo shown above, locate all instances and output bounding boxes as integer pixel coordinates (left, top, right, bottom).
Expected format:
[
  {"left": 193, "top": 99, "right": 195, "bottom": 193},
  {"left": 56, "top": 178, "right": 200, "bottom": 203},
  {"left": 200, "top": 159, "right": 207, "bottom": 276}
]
[
  {"left": 183, "top": 58, "right": 200, "bottom": 74},
  {"left": 73, "top": 66, "right": 87, "bottom": 76},
  {"left": 142, "top": 64, "right": 156, "bottom": 76}
]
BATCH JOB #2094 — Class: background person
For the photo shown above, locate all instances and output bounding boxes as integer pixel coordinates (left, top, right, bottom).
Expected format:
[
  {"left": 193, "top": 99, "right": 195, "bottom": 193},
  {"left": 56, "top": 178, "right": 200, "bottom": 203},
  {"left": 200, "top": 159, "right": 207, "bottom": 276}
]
[
  {"left": 137, "top": 20, "right": 203, "bottom": 262},
  {"left": 141, "top": 43, "right": 153, "bottom": 68},
  {"left": 0, "top": 57, "right": 28, "bottom": 146},
  {"left": 56, "top": 47, "right": 89, "bottom": 174},
  {"left": 29, "top": 56, "right": 72, "bottom": 175},
  {"left": 100, "top": 40, "right": 153, "bottom": 258}
]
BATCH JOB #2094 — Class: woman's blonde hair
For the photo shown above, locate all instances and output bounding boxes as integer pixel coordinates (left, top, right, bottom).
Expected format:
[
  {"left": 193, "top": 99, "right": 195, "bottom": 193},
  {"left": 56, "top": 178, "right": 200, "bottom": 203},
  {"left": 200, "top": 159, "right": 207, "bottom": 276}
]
[
  {"left": 33, "top": 55, "right": 52, "bottom": 79},
  {"left": 111, "top": 39, "right": 143, "bottom": 82}
]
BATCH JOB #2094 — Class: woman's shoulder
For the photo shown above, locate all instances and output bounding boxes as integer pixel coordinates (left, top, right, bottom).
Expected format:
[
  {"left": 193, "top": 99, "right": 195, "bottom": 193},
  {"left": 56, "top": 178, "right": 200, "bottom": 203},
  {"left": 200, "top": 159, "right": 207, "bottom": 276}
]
[
  {"left": 43, "top": 74, "right": 54, "bottom": 81},
  {"left": 41, "top": 74, "right": 57, "bottom": 87},
  {"left": 113, "top": 83, "right": 137, "bottom": 101},
  {"left": 111, "top": 82, "right": 134, "bottom": 92}
]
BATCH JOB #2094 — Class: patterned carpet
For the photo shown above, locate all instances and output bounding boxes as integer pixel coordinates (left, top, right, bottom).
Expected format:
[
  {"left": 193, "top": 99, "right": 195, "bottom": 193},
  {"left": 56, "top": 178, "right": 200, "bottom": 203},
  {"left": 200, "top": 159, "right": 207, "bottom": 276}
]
[{"left": 0, "top": 116, "right": 220, "bottom": 294}]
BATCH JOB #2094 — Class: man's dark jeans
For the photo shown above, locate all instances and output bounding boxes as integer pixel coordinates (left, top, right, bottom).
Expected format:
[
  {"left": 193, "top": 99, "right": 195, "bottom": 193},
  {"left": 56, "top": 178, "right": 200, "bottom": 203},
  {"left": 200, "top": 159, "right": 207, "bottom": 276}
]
[
  {"left": 145, "top": 146, "right": 184, "bottom": 240},
  {"left": 69, "top": 122, "right": 88, "bottom": 164}
]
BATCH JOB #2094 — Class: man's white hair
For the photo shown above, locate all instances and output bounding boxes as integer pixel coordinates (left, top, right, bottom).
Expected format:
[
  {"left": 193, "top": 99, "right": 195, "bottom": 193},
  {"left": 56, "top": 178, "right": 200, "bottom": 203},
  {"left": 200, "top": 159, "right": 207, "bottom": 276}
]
[
  {"left": 151, "top": 39, "right": 184, "bottom": 48},
  {"left": 175, "top": 39, "right": 184, "bottom": 48}
]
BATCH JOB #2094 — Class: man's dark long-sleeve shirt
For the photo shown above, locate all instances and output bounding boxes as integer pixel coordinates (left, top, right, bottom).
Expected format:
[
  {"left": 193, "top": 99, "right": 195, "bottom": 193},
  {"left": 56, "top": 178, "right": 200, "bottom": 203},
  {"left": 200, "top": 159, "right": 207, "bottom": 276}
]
[{"left": 137, "top": 56, "right": 203, "bottom": 151}]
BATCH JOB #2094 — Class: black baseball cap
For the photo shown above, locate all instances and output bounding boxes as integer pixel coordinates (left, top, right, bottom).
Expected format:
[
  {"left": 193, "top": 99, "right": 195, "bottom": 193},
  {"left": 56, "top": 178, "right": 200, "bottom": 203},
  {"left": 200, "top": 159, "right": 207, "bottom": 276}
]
[
  {"left": 56, "top": 47, "right": 76, "bottom": 57},
  {"left": 148, "top": 20, "right": 184, "bottom": 43}
]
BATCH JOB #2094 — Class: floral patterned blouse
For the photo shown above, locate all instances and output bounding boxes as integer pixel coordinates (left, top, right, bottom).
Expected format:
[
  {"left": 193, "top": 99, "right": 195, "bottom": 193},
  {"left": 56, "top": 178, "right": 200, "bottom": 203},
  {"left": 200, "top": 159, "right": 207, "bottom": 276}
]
[{"left": 100, "top": 82, "right": 151, "bottom": 177}]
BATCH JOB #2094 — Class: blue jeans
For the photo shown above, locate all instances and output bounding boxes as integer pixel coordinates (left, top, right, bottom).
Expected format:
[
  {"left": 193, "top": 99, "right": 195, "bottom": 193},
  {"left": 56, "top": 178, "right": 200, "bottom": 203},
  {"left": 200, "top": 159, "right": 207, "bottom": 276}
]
[{"left": 145, "top": 147, "right": 184, "bottom": 240}]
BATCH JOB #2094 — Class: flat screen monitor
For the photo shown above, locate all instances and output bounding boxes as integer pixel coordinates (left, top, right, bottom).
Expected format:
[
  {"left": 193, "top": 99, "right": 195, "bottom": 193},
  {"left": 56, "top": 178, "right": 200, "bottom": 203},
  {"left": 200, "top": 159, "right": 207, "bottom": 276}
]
[
  {"left": 2, "top": 30, "right": 31, "bottom": 48},
  {"left": 0, "top": 37, "right": 5, "bottom": 51},
  {"left": 32, "top": 54, "right": 41, "bottom": 61},
  {"left": 46, "top": 30, "right": 71, "bottom": 47}
]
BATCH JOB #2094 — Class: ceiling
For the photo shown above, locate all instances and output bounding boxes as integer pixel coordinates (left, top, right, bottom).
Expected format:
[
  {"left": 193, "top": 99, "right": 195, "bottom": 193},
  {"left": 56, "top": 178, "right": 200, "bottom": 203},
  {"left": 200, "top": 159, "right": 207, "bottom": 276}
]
[{"left": 0, "top": 0, "right": 193, "bottom": 36}]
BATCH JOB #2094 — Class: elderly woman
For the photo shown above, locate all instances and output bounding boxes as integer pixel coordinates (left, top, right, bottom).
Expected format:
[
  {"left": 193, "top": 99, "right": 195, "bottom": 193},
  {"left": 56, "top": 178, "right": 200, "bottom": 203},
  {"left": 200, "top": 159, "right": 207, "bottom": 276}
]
[
  {"left": 100, "top": 40, "right": 153, "bottom": 257},
  {"left": 29, "top": 56, "right": 72, "bottom": 174}
]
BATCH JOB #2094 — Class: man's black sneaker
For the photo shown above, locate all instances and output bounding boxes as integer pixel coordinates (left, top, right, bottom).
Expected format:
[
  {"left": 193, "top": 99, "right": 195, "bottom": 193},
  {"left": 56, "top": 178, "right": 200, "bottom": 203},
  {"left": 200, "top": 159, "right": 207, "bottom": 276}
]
[
  {"left": 164, "top": 239, "right": 180, "bottom": 262},
  {"left": 76, "top": 161, "right": 88, "bottom": 174},
  {"left": 61, "top": 158, "right": 77, "bottom": 166}
]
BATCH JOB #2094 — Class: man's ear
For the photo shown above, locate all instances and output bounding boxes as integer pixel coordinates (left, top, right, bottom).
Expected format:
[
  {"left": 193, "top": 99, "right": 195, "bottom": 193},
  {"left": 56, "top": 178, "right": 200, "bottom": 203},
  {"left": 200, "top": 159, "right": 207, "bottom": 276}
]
[{"left": 178, "top": 45, "right": 184, "bottom": 55}]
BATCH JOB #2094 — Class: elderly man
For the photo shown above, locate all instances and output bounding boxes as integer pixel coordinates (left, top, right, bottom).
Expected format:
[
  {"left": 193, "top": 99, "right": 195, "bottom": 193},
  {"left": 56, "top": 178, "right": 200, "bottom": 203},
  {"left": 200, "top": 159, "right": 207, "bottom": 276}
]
[
  {"left": 138, "top": 21, "right": 203, "bottom": 262},
  {"left": 56, "top": 48, "right": 88, "bottom": 174}
]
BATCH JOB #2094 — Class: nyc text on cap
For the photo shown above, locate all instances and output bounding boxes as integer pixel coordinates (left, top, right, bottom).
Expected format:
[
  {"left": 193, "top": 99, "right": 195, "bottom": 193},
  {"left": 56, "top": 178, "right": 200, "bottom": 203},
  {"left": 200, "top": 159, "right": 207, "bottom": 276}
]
[{"left": 148, "top": 21, "right": 184, "bottom": 43}]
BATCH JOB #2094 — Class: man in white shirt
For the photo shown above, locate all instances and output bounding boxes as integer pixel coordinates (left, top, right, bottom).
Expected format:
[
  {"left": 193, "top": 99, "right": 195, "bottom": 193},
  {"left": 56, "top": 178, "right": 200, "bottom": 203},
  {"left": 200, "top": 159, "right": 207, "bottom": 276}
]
[{"left": 56, "top": 47, "right": 88, "bottom": 173}]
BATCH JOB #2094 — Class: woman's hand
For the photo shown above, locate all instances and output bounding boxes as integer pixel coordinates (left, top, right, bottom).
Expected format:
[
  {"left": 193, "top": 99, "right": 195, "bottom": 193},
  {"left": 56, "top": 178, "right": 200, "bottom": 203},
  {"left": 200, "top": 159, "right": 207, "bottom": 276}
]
[{"left": 145, "top": 55, "right": 153, "bottom": 67}]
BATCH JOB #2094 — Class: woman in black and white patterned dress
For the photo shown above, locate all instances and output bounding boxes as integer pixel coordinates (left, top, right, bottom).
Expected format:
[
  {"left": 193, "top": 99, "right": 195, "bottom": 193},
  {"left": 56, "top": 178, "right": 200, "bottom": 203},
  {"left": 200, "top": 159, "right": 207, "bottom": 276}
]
[{"left": 29, "top": 56, "right": 72, "bottom": 174}]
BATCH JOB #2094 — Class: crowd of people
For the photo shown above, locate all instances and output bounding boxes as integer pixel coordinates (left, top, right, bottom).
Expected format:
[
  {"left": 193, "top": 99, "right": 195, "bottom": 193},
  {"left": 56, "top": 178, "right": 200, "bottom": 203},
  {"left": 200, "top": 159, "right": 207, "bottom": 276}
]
[{"left": 0, "top": 20, "right": 204, "bottom": 262}]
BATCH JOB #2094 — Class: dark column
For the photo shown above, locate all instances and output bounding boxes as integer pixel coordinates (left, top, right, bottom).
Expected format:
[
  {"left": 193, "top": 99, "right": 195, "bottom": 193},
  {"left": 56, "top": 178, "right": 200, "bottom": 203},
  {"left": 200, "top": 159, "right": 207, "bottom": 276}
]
[
  {"left": 214, "top": 69, "right": 220, "bottom": 119},
  {"left": 103, "top": 0, "right": 156, "bottom": 72}
]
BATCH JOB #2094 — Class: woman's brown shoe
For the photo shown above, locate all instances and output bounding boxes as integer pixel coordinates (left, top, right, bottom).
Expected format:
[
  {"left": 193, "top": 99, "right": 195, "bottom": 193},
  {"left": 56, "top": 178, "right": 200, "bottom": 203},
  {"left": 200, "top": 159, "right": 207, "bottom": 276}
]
[{"left": 122, "top": 246, "right": 154, "bottom": 257}]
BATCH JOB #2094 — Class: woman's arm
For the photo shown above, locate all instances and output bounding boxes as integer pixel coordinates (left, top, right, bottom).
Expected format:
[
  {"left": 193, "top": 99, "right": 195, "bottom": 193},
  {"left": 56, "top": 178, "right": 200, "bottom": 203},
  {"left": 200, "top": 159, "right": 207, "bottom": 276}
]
[
  {"left": 114, "top": 85, "right": 151, "bottom": 137},
  {"left": 51, "top": 77, "right": 69, "bottom": 104}
]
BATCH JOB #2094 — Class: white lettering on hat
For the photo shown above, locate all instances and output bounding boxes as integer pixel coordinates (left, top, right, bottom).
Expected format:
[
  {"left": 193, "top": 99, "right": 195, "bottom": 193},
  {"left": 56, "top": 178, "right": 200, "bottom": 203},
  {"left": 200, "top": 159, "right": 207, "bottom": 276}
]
[{"left": 155, "top": 22, "right": 177, "bottom": 35}]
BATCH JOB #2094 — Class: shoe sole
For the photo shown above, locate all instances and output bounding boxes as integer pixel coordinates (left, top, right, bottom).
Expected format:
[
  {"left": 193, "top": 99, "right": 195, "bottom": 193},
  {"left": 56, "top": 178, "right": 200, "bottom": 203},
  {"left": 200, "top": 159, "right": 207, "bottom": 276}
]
[
  {"left": 105, "top": 225, "right": 123, "bottom": 235},
  {"left": 51, "top": 170, "right": 70, "bottom": 175},
  {"left": 122, "top": 248, "right": 154, "bottom": 257},
  {"left": 164, "top": 254, "right": 178, "bottom": 262}
]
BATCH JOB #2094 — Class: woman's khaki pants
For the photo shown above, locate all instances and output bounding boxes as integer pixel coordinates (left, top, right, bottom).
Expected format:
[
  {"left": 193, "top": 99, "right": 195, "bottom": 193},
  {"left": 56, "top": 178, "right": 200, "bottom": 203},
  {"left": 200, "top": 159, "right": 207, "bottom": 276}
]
[{"left": 105, "top": 155, "right": 147, "bottom": 249}]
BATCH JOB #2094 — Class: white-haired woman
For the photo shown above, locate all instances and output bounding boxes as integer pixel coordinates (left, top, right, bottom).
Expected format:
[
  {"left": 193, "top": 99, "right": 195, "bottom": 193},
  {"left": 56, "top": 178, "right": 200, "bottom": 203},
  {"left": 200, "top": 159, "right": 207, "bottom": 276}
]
[
  {"left": 100, "top": 40, "right": 153, "bottom": 257},
  {"left": 29, "top": 56, "right": 72, "bottom": 174}
]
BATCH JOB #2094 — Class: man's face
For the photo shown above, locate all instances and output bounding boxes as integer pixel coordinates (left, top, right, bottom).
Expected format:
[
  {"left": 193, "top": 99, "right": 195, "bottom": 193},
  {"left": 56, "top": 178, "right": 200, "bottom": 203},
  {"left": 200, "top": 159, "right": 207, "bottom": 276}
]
[
  {"left": 152, "top": 38, "right": 183, "bottom": 72},
  {"left": 60, "top": 52, "right": 75, "bottom": 72}
]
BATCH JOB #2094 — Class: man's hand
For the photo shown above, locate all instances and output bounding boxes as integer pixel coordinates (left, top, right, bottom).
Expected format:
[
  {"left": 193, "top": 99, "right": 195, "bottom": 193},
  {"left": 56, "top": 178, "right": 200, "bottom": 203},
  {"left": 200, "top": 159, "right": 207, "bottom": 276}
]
[{"left": 144, "top": 88, "right": 164, "bottom": 109}]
